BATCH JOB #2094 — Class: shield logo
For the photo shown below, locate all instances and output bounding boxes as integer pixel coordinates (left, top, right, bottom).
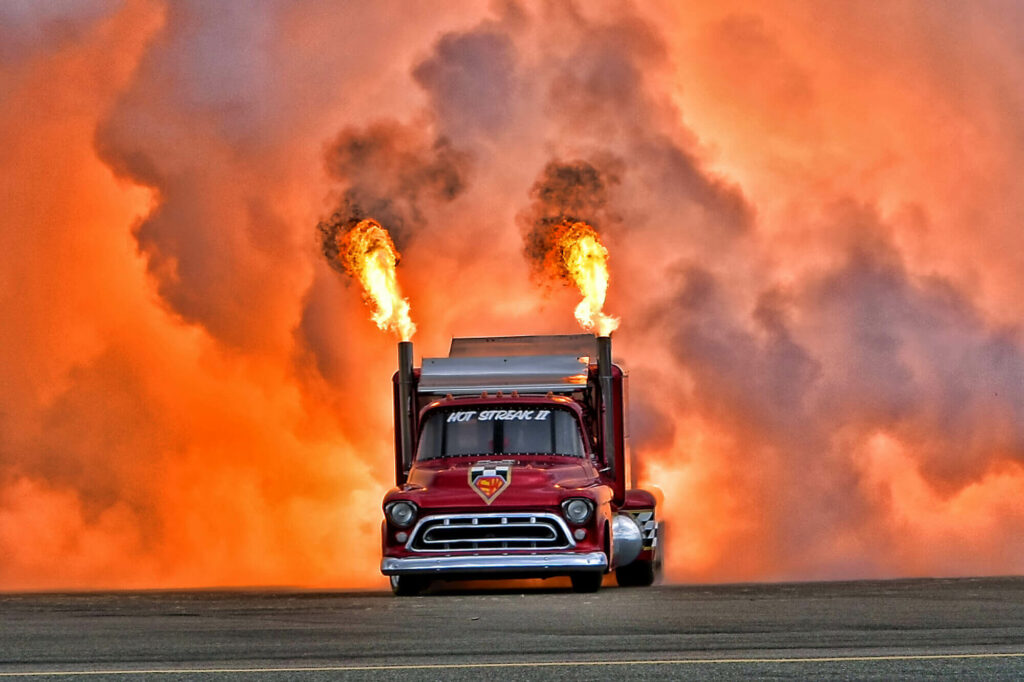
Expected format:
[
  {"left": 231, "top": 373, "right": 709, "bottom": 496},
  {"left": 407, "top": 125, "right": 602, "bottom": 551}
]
[{"left": 469, "top": 464, "right": 512, "bottom": 504}]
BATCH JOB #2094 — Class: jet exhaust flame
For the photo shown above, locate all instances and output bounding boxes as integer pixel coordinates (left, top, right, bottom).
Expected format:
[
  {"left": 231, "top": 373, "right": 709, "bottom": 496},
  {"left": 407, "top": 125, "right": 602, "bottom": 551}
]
[
  {"left": 545, "top": 220, "right": 620, "bottom": 336},
  {"left": 336, "top": 219, "right": 416, "bottom": 341}
]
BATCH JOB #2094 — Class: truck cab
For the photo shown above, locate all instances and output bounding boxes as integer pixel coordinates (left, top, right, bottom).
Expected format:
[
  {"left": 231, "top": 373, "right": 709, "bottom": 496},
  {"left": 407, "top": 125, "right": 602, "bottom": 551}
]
[{"left": 380, "top": 334, "right": 659, "bottom": 595}]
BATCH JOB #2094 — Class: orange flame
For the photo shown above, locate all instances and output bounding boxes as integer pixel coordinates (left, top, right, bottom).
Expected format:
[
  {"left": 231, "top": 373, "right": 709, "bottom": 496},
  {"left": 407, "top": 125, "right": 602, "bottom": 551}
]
[
  {"left": 547, "top": 221, "right": 620, "bottom": 336},
  {"left": 338, "top": 219, "right": 416, "bottom": 341}
]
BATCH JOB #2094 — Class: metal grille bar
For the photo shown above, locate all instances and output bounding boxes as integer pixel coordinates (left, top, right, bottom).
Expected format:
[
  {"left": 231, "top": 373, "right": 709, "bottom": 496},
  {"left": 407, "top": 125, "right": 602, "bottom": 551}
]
[{"left": 407, "top": 512, "right": 574, "bottom": 552}]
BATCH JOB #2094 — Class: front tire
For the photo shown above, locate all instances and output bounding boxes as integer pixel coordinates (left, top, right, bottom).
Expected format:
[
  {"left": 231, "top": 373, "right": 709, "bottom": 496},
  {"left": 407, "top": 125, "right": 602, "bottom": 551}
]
[
  {"left": 570, "top": 572, "right": 603, "bottom": 593},
  {"left": 615, "top": 559, "right": 655, "bottom": 587},
  {"left": 390, "top": 575, "right": 427, "bottom": 596}
]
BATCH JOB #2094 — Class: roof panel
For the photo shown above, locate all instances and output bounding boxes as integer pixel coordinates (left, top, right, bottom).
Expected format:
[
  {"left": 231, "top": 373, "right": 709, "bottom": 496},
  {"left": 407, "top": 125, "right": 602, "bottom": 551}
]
[
  {"left": 418, "top": 355, "right": 589, "bottom": 395},
  {"left": 448, "top": 334, "right": 597, "bottom": 359}
]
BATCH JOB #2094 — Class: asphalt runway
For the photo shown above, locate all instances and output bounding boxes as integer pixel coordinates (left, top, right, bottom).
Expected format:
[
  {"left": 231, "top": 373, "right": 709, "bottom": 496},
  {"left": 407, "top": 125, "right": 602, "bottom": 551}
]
[{"left": 1, "top": 577, "right": 1022, "bottom": 680}]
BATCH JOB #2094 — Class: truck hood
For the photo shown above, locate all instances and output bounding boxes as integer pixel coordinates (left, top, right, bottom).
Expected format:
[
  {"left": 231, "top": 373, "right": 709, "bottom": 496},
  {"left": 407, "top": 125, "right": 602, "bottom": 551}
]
[{"left": 404, "top": 458, "right": 600, "bottom": 508}]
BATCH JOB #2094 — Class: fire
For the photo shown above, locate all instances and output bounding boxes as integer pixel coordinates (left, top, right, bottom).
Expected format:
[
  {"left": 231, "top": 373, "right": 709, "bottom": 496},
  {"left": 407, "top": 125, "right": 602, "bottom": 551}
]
[
  {"left": 337, "top": 219, "right": 416, "bottom": 341},
  {"left": 547, "top": 221, "right": 620, "bottom": 336}
]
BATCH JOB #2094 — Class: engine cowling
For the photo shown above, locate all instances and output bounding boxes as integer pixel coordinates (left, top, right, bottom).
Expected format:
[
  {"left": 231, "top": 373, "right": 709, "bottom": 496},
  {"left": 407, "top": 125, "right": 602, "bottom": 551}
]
[{"left": 610, "top": 513, "right": 643, "bottom": 568}]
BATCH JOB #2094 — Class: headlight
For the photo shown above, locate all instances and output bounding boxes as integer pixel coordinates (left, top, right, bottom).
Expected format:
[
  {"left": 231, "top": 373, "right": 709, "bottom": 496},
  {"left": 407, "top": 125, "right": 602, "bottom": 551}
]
[
  {"left": 385, "top": 500, "right": 418, "bottom": 528},
  {"left": 561, "top": 497, "right": 594, "bottom": 525}
]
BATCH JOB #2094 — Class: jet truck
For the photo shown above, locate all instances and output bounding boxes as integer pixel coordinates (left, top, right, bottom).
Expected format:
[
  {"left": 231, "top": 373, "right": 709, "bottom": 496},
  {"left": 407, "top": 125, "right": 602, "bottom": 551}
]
[{"left": 380, "top": 334, "right": 660, "bottom": 595}]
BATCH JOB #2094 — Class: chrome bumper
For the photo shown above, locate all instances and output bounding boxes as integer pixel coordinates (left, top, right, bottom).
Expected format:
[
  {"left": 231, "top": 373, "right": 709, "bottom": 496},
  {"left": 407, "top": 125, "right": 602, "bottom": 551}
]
[{"left": 381, "top": 551, "right": 608, "bottom": 575}]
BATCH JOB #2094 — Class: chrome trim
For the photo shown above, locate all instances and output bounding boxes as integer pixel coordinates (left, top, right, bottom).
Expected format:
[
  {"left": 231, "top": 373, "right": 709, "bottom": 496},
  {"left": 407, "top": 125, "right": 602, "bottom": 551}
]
[
  {"left": 385, "top": 500, "right": 418, "bottom": 528},
  {"left": 422, "top": 523, "right": 558, "bottom": 543},
  {"left": 627, "top": 509, "right": 658, "bottom": 550},
  {"left": 381, "top": 551, "right": 608, "bottom": 575},
  {"left": 418, "top": 355, "right": 588, "bottom": 395},
  {"left": 448, "top": 335, "right": 597, "bottom": 358},
  {"left": 406, "top": 512, "right": 574, "bottom": 552},
  {"left": 611, "top": 513, "right": 643, "bottom": 569},
  {"left": 417, "top": 382, "right": 580, "bottom": 395},
  {"left": 561, "top": 497, "right": 595, "bottom": 525}
]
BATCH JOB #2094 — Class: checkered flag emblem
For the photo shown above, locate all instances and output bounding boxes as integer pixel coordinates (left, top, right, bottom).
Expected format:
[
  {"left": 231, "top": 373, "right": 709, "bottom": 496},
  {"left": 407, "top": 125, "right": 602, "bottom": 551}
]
[
  {"left": 469, "top": 464, "right": 512, "bottom": 504},
  {"left": 629, "top": 510, "right": 658, "bottom": 549}
]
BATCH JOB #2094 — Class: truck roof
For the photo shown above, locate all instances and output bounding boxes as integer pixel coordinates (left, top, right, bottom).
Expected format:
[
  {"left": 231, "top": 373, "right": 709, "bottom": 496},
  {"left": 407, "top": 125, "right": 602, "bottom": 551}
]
[
  {"left": 448, "top": 334, "right": 597, "bottom": 358},
  {"left": 419, "top": 334, "right": 599, "bottom": 396}
]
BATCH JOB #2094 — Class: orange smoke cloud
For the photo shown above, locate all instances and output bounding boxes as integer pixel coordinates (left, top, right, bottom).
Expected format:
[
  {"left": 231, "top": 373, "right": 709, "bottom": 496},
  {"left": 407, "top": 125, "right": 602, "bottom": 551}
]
[{"left": 2, "top": 0, "right": 1024, "bottom": 590}]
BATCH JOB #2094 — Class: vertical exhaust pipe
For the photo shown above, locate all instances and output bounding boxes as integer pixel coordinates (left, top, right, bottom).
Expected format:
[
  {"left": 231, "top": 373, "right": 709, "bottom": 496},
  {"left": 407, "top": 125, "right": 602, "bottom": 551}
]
[
  {"left": 397, "top": 341, "right": 415, "bottom": 481},
  {"left": 597, "top": 335, "right": 616, "bottom": 483}
]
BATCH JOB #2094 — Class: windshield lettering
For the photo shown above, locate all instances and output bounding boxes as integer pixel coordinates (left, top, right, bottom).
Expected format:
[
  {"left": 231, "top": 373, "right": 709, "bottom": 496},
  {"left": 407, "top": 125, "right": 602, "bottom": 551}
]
[
  {"left": 418, "top": 406, "right": 584, "bottom": 460},
  {"left": 446, "top": 409, "right": 552, "bottom": 422}
]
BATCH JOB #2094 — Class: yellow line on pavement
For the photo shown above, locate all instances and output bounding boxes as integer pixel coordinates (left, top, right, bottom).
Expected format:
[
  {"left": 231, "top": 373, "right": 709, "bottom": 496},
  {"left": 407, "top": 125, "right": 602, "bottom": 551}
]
[{"left": 2, "top": 652, "right": 1023, "bottom": 676}]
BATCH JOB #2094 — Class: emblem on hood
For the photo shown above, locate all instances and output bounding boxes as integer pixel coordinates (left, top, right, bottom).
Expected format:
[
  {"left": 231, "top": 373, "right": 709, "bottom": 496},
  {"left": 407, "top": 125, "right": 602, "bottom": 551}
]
[{"left": 469, "top": 463, "right": 512, "bottom": 504}]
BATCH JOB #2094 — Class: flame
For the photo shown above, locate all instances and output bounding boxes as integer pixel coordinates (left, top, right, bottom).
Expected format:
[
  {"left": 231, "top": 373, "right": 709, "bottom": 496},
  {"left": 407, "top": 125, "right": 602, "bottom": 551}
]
[
  {"left": 337, "top": 219, "right": 416, "bottom": 341},
  {"left": 547, "top": 221, "right": 620, "bottom": 336}
]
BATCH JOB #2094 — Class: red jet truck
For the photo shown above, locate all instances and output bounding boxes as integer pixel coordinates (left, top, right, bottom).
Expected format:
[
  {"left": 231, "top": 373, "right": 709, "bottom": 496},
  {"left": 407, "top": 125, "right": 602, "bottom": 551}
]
[{"left": 380, "top": 334, "right": 660, "bottom": 595}]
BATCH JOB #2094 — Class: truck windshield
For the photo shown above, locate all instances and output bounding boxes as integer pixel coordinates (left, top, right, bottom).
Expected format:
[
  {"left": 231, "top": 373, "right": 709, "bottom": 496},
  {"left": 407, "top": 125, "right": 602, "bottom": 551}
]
[{"left": 416, "top": 406, "right": 586, "bottom": 460}]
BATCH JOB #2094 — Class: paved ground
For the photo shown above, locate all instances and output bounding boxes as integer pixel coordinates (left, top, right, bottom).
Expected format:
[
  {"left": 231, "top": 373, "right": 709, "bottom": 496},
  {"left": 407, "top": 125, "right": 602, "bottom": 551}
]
[{"left": 1, "top": 577, "right": 1022, "bottom": 680}]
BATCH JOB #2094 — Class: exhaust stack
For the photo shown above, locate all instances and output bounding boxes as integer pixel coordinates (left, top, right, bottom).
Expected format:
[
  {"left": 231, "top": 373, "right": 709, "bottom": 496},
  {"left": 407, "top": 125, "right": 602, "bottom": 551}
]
[
  {"left": 396, "top": 341, "right": 415, "bottom": 482},
  {"left": 597, "top": 335, "right": 616, "bottom": 483}
]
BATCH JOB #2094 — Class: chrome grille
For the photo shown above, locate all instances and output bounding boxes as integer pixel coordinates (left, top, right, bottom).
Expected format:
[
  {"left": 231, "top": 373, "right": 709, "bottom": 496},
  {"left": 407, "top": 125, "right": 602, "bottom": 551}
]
[{"left": 407, "top": 513, "right": 573, "bottom": 552}]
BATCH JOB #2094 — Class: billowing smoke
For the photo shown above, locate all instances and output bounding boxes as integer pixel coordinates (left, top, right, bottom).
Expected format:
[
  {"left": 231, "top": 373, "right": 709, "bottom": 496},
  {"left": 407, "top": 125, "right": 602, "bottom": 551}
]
[
  {"left": 2, "top": 0, "right": 1024, "bottom": 590},
  {"left": 315, "top": 122, "right": 470, "bottom": 331},
  {"left": 518, "top": 159, "right": 618, "bottom": 278},
  {"left": 317, "top": 121, "right": 470, "bottom": 255},
  {"left": 516, "top": 160, "right": 622, "bottom": 334}
]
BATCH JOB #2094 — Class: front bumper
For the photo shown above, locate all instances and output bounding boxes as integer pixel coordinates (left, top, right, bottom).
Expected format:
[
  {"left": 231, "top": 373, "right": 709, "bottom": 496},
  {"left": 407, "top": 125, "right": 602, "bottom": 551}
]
[{"left": 381, "top": 551, "right": 608, "bottom": 576}]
